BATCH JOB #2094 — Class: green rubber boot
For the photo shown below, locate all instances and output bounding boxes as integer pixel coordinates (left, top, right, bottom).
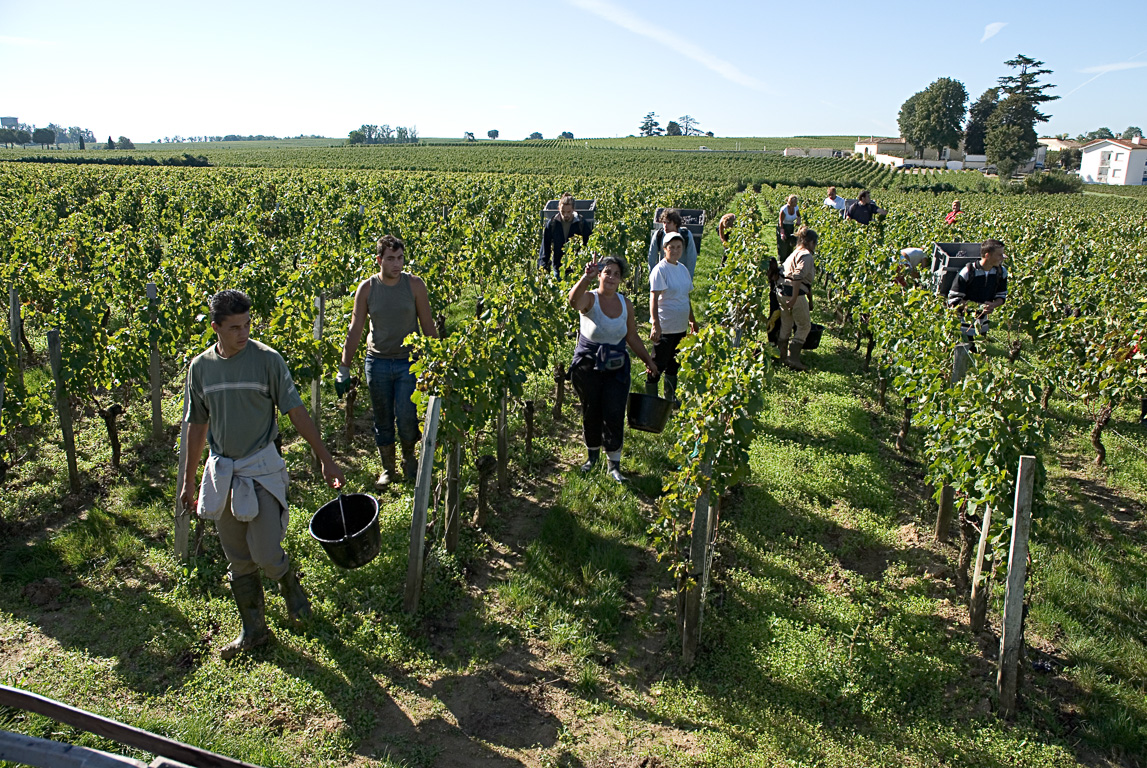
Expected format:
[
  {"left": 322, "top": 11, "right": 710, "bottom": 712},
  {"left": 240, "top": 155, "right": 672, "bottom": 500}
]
[
  {"left": 221, "top": 573, "right": 270, "bottom": 659},
  {"left": 277, "top": 562, "right": 312, "bottom": 623}
]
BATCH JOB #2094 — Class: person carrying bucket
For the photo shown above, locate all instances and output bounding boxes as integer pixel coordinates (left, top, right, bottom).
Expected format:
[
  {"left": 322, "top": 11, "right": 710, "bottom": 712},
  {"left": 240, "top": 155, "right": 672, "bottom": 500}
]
[
  {"left": 336, "top": 234, "right": 438, "bottom": 489},
  {"left": 180, "top": 289, "right": 345, "bottom": 659}
]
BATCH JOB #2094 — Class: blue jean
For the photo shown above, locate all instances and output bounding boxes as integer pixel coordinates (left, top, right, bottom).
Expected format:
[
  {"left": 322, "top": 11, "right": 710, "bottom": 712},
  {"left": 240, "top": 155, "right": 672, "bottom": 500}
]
[{"left": 365, "top": 356, "right": 419, "bottom": 447}]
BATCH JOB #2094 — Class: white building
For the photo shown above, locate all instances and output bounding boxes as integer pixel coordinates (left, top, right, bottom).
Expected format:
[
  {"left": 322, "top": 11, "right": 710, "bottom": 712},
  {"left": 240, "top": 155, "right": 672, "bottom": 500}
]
[{"left": 1079, "top": 137, "right": 1147, "bottom": 185}]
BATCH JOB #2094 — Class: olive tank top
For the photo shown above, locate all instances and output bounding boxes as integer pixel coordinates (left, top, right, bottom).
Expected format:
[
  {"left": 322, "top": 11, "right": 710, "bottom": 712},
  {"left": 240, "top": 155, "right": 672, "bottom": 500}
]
[{"left": 366, "top": 273, "right": 418, "bottom": 359}]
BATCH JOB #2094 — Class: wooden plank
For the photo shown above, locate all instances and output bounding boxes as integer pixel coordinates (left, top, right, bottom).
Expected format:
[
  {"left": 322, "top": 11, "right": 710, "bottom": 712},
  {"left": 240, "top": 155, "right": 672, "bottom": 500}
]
[
  {"left": 404, "top": 395, "right": 441, "bottom": 613},
  {"left": 9, "top": 287, "right": 22, "bottom": 391},
  {"left": 310, "top": 295, "right": 324, "bottom": 472},
  {"left": 147, "top": 283, "right": 163, "bottom": 440},
  {"left": 174, "top": 415, "right": 191, "bottom": 561},
  {"left": 969, "top": 504, "right": 994, "bottom": 633},
  {"left": 496, "top": 393, "right": 508, "bottom": 495},
  {"left": 47, "top": 330, "right": 81, "bottom": 494},
  {"left": 682, "top": 460, "right": 712, "bottom": 666},
  {"left": 444, "top": 440, "right": 461, "bottom": 553},
  {"left": 0, "top": 728, "right": 149, "bottom": 767},
  {"left": 997, "top": 455, "right": 1037, "bottom": 719},
  {"left": 936, "top": 344, "right": 972, "bottom": 542},
  {"left": 0, "top": 685, "right": 266, "bottom": 768}
]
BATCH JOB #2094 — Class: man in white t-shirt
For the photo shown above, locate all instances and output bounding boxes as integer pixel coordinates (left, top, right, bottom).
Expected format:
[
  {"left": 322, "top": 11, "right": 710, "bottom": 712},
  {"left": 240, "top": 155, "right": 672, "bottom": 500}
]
[
  {"left": 823, "top": 186, "right": 846, "bottom": 213},
  {"left": 646, "top": 231, "right": 698, "bottom": 407}
]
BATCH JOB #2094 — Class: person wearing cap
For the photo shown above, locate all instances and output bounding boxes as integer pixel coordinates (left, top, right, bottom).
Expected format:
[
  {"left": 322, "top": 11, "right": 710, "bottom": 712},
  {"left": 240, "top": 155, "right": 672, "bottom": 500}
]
[
  {"left": 718, "top": 212, "right": 736, "bottom": 264},
  {"left": 647, "top": 230, "right": 698, "bottom": 407},
  {"left": 540, "top": 192, "right": 592, "bottom": 279},
  {"left": 568, "top": 254, "right": 658, "bottom": 483},
  {"left": 647, "top": 208, "right": 698, "bottom": 278}
]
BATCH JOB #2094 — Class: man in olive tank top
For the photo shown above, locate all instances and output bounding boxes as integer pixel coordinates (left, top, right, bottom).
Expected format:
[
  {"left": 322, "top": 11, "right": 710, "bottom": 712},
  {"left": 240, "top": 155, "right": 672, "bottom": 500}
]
[{"left": 337, "top": 234, "right": 438, "bottom": 487}]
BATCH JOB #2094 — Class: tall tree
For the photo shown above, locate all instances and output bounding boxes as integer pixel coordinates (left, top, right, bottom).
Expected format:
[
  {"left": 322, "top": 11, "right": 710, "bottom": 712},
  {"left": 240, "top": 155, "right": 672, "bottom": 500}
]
[
  {"left": 897, "top": 92, "right": 924, "bottom": 157},
  {"left": 666, "top": 120, "right": 682, "bottom": 136},
  {"left": 986, "top": 54, "right": 1058, "bottom": 178},
  {"left": 32, "top": 128, "right": 55, "bottom": 148},
  {"left": 963, "top": 88, "right": 998, "bottom": 155},
  {"left": 528, "top": 132, "right": 542, "bottom": 140},
  {"left": 678, "top": 115, "right": 701, "bottom": 135},
  {"left": 0, "top": 128, "right": 15, "bottom": 148},
  {"left": 639, "top": 112, "right": 662, "bottom": 137},
  {"left": 106, "top": 135, "right": 116, "bottom": 149},
  {"left": 487, "top": 129, "right": 499, "bottom": 140},
  {"left": 1122, "top": 126, "right": 1143, "bottom": 140},
  {"left": 14, "top": 129, "right": 31, "bottom": 147},
  {"left": 559, "top": 131, "right": 573, "bottom": 139},
  {"left": 916, "top": 78, "right": 968, "bottom": 157},
  {"left": 117, "top": 136, "right": 135, "bottom": 150}
]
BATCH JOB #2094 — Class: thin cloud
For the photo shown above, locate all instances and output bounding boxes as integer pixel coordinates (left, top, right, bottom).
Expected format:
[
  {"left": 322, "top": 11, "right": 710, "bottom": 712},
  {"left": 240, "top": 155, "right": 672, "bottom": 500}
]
[
  {"left": 1065, "top": 50, "right": 1147, "bottom": 96},
  {"left": 568, "top": 0, "right": 772, "bottom": 93},
  {"left": 981, "top": 22, "right": 1006, "bottom": 43},
  {"left": 1080, "top": 61, "right": 1147, "bottom": 74}
]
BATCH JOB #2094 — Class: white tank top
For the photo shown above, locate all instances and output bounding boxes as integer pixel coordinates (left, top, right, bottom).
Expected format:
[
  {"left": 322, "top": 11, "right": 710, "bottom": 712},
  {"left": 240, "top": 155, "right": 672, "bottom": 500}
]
[{"left": 579, "top": 291, "right": 628, "bottom": 345}]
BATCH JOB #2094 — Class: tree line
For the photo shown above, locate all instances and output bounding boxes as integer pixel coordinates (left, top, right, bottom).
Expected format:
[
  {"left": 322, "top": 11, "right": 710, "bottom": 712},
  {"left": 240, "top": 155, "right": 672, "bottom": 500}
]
[
  {"left": 347, "top": 124, "right": 419, "bottom": 145},
  {"left": 898, "top": 54, "right": 1058, "bottom": 178},
  {"left": 638, "top": 113, "right": 713, "bottom": 138}
]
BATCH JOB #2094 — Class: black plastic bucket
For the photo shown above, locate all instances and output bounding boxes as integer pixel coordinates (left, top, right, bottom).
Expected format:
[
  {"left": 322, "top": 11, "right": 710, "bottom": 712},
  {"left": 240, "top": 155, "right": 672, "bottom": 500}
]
[
  {"left": 628, "top": 392, "right": 672, "bottom": 433},
  {"left": 309, "top": 493, "right": 381, "bottom": 569},
  {"left": 804, "top": 323, "right": 825, "bottom": 351}
]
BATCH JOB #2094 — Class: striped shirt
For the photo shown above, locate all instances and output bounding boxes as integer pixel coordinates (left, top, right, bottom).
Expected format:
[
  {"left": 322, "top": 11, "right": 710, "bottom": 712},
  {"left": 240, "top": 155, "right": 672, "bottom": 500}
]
[
  {"left": 184, "top": 339, "right": 304, "bottom": 460},
  {"left": 948, "top": 263, "right": 1008, "bottom": 308}
]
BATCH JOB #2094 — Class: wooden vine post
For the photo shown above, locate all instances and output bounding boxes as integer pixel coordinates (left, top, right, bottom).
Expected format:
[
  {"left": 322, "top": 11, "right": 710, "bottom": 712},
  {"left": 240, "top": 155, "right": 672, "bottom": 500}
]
[
  {"left": 936, "top": 343, "right": 971, "bottom": 542},
  {"left": 147, "top": 283, "right": 163, "bottom": 440},
  {"left": 682, "top": 460, "right": 713, "bottom": 666},
  {"left": 969, "top": 504, "right": 994, "bottom": 633},
  {"left": 496, "top": 393, "right": 508, "bottom": 494},
  {"left": 444, "top": 439, "right": 462, "bottom": 553},
  {"left": 404, "top": 395, "right": 442, "bottom": 613},
  {"left": 552, "top": 363, "right": 565, "bottom": 420},
  {"left": 174, "top": 404, "right": 191, "bottom": 561},
  {"left": 9, "top": 287, "right": 22, "bottom": 392},
  {"left": 47, "top": 330, "right": 80, "bottom": 494},
  {"left": 997, "top": 455, "right": 1036, "bottom": 719},
  {"left": 310, "top": 295, "right": 324, "bottom": 472}
]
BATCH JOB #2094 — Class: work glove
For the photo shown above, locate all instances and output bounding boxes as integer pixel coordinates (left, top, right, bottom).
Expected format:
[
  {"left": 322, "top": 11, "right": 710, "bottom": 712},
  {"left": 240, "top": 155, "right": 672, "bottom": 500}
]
[{"left": 335, "top": 365, "right": 352, "bottom": 397}]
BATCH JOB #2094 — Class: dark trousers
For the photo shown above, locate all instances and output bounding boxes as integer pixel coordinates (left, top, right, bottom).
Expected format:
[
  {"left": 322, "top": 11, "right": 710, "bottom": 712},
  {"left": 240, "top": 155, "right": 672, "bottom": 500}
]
[
  {"left": 647, "top": 331, "right": 687, "bottom": 382},
  {"left": 570, "top": 359, "right": 630, "bottom": 452}
]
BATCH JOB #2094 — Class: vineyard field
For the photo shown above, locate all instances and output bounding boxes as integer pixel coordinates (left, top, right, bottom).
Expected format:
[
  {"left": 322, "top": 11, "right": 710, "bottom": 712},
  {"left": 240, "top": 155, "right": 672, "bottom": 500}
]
[{"left": 0, "top": 156, "right": 1145, "bottom": 767}]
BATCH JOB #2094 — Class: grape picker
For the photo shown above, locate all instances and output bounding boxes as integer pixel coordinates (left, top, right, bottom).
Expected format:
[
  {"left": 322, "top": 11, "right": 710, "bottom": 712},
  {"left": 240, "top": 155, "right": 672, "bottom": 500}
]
[{"left": 181, "top": 290, "right": 345, "bottom": 659}]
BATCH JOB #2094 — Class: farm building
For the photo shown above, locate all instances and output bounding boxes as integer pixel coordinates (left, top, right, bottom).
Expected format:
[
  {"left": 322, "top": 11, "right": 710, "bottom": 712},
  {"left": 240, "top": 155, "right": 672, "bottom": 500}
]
[{"left": 1078, "top": 136, "right": 1147, "bottom": 185}]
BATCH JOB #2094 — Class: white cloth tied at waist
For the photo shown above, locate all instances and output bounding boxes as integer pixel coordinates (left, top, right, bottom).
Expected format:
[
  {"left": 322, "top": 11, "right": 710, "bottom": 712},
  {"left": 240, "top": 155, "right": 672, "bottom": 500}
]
[{"left": 197, "top": 441, "right": 289, "bottom": 522}]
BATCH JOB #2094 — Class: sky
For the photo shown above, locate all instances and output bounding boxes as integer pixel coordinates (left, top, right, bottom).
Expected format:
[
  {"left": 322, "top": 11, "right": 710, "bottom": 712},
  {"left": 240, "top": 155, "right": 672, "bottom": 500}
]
[{"left": 2, "top": 0, "right": 1144, "bottom": 143}]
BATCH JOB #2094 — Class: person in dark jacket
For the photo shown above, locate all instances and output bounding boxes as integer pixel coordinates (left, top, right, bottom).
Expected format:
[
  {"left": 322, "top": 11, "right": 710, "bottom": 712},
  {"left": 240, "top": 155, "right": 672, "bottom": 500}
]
[
  {"left": 947, "top": 238, "right": 1007, "bottom": 345},
  {"left": 540, "top": 192, "right": 591, "bottom": 278},
  {"left": 845, "top": 190, "right": 885, "bottom": 224}
]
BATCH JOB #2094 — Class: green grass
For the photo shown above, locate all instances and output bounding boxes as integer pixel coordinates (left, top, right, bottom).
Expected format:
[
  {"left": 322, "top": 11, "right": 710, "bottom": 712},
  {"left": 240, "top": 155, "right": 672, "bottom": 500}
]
[{"left": 1, "top": 207, "right": 1145, "bottom": 766}]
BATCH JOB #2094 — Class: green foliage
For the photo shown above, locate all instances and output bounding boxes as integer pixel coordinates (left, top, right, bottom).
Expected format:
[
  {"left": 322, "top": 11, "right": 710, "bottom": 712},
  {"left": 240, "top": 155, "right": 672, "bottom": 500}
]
[{"left": 1024, "top": 170, "right": 1083, "bottom": 194}]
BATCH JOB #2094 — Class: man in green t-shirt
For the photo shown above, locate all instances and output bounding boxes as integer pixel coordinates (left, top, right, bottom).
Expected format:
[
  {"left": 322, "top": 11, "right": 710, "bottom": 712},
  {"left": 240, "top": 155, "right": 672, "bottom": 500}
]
[{"left": 180, "top": 290, "right": 345, "bottom": 659}]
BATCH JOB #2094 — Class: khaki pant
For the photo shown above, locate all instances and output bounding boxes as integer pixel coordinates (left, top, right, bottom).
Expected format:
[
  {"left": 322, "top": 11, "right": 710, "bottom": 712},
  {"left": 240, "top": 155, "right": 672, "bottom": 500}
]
[
  {"left": 215, "top": 484, "right": 289, "bottom": 581},
  {"left": 779, "top": 294, "right": 811, "bottom": 345}
]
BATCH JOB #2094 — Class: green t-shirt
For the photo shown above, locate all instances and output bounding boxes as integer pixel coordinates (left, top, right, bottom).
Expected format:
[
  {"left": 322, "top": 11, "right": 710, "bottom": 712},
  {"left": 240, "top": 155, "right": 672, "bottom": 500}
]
[{"left": 184, "top": 339, "right": 304, "bottom": 460}]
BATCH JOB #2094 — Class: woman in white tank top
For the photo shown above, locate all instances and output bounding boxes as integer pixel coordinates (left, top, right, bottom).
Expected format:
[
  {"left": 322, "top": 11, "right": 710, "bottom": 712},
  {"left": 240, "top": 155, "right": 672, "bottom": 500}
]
[{"left": 567, "top": 255, "right": 657, "bottom": 482}]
